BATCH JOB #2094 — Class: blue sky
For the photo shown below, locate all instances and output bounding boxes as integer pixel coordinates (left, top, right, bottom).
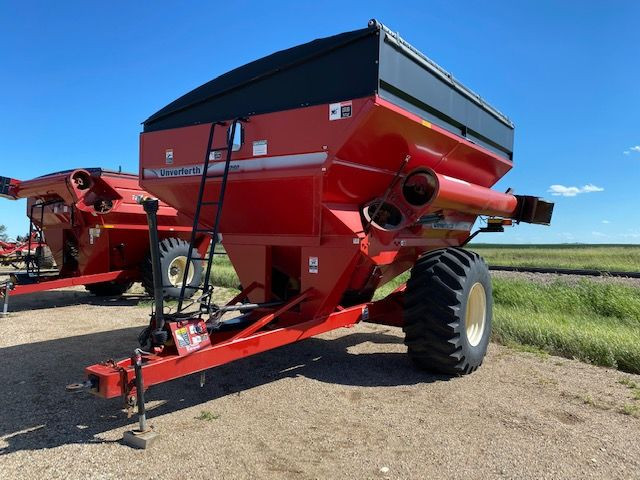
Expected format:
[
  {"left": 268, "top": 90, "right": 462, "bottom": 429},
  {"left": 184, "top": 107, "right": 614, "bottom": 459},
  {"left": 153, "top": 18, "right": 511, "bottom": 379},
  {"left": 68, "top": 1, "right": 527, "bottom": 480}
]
[{"left": 1, "top": 1, "right": 638, "bottom": 243}]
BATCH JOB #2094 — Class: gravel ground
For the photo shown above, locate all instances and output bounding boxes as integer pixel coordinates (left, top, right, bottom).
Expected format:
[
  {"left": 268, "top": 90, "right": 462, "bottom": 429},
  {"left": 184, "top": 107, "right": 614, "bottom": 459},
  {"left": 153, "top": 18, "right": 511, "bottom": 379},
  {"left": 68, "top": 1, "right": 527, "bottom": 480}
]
[{"left": 1, "top": 283, "right": 639, "bottom": 479}]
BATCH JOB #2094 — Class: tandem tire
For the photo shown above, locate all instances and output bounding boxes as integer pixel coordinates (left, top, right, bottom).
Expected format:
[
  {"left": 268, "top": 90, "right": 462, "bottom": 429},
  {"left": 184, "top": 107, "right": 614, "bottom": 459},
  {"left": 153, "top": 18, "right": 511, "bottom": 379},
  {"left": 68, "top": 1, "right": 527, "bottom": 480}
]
[
  {"left": 142, "top": 237, "right": 203, "bottom": 299},
  {"left": 35, "top": 245, "right": 55, "bottom": 269},
  {"left": 403, "top": 247, "right": 492, "bottom": 375},
  {"left": 86, "top": 281, "right": 133, "bottom": 296}
]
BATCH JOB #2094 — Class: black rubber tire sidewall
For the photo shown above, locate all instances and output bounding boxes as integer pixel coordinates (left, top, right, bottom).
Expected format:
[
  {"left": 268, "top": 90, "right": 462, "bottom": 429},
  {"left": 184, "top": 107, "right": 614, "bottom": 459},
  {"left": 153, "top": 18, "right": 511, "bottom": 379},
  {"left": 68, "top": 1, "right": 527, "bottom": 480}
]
[
  {"left": 143, "top": 238, "right": 203, "bottom": 299},
  {"left": 35, "top": 245, "right": 55, "bottom": 269}
]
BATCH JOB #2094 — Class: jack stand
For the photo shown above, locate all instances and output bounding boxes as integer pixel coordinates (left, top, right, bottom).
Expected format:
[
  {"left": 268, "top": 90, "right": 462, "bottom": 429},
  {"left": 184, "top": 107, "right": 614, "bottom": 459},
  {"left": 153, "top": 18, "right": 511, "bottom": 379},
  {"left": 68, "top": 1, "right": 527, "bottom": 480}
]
[
  {"left": 123, "top": 351, "right": 159, "bottom": 449},
  {"left": 0, "top": 282, "right": 11, "bottom": 317}
]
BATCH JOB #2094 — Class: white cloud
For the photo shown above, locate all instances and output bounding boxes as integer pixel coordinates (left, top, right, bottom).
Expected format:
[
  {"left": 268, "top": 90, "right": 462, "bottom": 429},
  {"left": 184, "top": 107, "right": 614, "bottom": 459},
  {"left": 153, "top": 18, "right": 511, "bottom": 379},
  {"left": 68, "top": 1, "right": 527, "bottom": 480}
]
[
  {"left": 624, "top": 146, "right": 640, "bottom": 155},
  {"left": 591, "top": 231, "right": 607, "bottom": 237},
  {"left": 602, "top": 220, "right": 610, "bottom": 224},
  {"left": 547, "top": 184, "right": 604, "bottom": 197},
  {"left": 581, "top": 184, "right": 604, "bottom": 193},
  {"left": 548, "top": 185, "right": 580, "bottom": 197}
]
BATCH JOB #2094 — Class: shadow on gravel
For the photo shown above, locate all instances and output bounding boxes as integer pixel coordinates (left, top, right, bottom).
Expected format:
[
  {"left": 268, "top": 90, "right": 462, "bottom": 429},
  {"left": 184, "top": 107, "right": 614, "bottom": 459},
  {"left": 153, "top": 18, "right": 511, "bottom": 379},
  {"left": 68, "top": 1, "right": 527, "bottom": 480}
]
[
  {"left": 5, "top": 290, "right": 148, "bottom": 312},
  {"left": 0, "top": 326, "right": 446, "bottom": 454}
]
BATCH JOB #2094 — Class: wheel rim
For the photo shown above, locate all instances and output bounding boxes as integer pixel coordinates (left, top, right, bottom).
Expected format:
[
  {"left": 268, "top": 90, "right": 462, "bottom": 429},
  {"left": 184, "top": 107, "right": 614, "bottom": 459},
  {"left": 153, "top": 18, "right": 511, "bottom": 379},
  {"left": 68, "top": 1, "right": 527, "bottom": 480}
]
[
  {"left": 168, "top": 256, "right": 194, "bottom": 287},
  {"left": 465, "top": 282, "right": 487, "bottom": 347}
]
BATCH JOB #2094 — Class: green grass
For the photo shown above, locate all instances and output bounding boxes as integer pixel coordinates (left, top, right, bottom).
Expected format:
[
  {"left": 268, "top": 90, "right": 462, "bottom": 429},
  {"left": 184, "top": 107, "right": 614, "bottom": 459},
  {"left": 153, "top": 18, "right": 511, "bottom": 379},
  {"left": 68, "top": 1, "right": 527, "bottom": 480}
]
[
  {"left": 469, "top": 244, "right": 640, "bottom": 272},
  {"left": 195, "top": 410, "right": 220, "bottom": 421},
  {"left": 210, "top": 252, "right": 240, "bottom": 289},
  {"left": 618, "top": 377, "right": 640, "bottom": 400},
  {"left": 372, "top": 272, "right": 640, "bottom": 373},
  {"left": 491, "top": 278, "right": 640, "bottom": 373},
  {"left": 373, "top": 272, "right": 409, "bottom": 300},
  {"left": 621, "top": 404, "right": 640, "bottom": 417}
]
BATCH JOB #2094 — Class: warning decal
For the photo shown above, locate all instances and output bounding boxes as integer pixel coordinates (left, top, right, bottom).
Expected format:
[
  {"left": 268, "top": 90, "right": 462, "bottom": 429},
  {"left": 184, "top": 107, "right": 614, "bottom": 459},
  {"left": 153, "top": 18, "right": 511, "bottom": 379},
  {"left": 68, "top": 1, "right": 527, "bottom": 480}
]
[
  {"left": 329, "top": 101, "right": 352, "bottom": 121},
  {"left": 309, "top": 256, "right": 319, "bottom": 274},
  {"left": 175, "top": 327, "right": 190, "bottom": 348},
  {"left": 253, "top": 140, "right": 268, "bottom": 156}
]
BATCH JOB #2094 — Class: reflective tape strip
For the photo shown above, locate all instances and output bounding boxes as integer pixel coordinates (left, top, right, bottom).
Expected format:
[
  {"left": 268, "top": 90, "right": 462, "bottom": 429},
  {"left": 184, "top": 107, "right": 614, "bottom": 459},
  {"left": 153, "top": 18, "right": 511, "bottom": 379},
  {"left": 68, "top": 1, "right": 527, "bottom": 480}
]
[{"left": 143, "top": 152, "right": 327, "bottom": 178}]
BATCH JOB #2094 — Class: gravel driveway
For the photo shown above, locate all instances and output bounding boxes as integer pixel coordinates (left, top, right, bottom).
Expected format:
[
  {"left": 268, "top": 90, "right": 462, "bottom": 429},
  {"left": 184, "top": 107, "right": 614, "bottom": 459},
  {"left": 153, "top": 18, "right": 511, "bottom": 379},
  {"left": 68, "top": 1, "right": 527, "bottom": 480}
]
[{"left": 0, "top": 285, "right": 639, "bottom": 479}]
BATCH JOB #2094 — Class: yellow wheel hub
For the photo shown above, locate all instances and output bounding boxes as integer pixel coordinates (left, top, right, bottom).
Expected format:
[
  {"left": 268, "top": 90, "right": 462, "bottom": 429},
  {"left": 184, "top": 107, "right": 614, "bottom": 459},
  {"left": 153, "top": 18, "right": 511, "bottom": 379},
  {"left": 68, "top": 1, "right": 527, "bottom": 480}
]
[
  {"left": 168, "top": 256, "right": 194, "bottom": 287},
  {"left": 465, "top": 282, "right": 487, "bottom": 347}
]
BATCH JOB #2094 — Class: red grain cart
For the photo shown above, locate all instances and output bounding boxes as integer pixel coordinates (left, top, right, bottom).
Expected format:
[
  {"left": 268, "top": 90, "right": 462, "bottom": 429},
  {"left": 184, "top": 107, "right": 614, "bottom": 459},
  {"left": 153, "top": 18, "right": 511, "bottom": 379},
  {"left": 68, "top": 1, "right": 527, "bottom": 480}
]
[
  {"left": 83, "top": 21, "right": 553, "bottom": 409},
  {"left": 0, "top": 234, "right": 49, "bottom": 268},
  {"left": 0, "top": 240, "right": 19, "bottom": 264},
  {"left": 0, "top": 168, "right": 208, "bottom": 313}
]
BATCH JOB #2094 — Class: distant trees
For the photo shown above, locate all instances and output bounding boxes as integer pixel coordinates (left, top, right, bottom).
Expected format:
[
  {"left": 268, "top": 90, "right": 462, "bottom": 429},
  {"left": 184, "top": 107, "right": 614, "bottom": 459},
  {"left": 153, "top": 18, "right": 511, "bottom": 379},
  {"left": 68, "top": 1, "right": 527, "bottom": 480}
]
[{"left": 0, "top": 224, "right": 7, "bottom": 242}]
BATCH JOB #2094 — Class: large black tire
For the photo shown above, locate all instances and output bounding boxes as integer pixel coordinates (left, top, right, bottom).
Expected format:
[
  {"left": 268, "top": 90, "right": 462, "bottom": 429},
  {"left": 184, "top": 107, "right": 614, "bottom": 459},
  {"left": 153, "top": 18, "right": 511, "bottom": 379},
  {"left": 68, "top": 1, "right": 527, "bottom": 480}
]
[
  {"left": 35, "top": 245, "right": 55, "bottom": 268},
  {"left": 403, "top": 247, "right": 492, "bottom": 375},
  {"left": 142, "top": 238, "right": 203, "bottom": 299},
  {"left": 86, "top": 281, "right": 133, "bottom": 296}
]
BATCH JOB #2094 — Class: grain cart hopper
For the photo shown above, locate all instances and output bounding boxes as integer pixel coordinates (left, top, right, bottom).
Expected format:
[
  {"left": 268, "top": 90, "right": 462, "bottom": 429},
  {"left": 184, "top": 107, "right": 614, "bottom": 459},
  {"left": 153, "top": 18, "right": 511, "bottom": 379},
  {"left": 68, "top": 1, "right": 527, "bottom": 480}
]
[
  {"left": 0, "top": 168, "right": 208, "bottom": 313},
  {"left": 82, "top": 20, "right": 553, "bottom": 408}
]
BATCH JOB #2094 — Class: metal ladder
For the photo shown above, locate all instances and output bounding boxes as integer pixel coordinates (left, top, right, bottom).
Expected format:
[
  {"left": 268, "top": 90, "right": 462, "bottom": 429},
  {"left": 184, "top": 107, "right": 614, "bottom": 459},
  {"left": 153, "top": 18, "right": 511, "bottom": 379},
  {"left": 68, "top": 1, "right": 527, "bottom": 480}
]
[
  {"left": 25, "top": 199, "right": 61, "bottom": 278},
  {"left": 176, "top": 118, "right": 246, "bottom": 313}
]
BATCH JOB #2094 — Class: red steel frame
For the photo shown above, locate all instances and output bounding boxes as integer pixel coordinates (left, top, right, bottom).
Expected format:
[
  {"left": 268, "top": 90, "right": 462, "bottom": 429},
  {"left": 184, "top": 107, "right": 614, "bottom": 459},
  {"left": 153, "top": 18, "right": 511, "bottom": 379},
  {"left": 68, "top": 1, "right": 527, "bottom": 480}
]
[
  {"left": 87, "top": 286, "right": 364, "bottom": 399},
  {"left": 86, "top": 283, "right": 407, "bottom": 400},
  {"left": 4, "top": 270, "right": 137, "bottom": 296}
]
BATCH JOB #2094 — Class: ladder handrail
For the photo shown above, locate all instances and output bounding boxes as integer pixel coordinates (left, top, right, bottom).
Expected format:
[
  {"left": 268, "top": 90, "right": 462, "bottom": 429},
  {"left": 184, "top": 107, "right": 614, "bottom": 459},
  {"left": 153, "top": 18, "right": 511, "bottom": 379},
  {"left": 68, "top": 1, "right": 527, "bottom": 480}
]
[
  {"left": 176, "top": 117, "right": 245, "bottom": 314},
  {"left": 176, "top": 121, "right": 219, "bottom": 311},
  {"left": 26, "top": 199, "right": 62, "bottom": 278}
]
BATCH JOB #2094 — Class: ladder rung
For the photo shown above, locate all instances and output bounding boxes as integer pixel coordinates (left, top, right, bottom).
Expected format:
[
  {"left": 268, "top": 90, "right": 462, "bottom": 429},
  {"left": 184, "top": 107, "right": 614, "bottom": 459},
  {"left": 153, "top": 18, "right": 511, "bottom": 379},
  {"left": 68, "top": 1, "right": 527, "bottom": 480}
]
[
  {"left": 195, "top": 228, "right": 216, "bottom": 233},
  {"left": 210, "top": 147, "right": 230, "bottom": 152},
  {"left": 201, "top": 201, "right": 220, "bottom": 206},
  {"left": 205, "top": 174, "right": 225, "bottom": 179},
  {"left": 201, "top": 252, "right": 227, "bottom": 261}
]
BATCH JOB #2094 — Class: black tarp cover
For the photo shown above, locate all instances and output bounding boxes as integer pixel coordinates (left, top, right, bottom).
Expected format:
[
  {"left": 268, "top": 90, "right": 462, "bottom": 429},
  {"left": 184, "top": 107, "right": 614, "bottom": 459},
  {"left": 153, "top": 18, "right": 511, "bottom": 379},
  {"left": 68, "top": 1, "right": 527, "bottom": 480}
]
[{"left": 143, "top": 21, "right": 514, "bottom": 159}]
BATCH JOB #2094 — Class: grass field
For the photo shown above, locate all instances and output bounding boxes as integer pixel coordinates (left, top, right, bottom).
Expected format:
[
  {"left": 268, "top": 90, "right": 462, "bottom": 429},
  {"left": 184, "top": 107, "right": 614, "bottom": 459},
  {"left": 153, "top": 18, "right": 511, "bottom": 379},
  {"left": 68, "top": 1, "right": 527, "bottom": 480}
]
[
  {"left": 469, "top": 244, "right": 640, "bottom": 272},
  {"left": 492, "top": 278, "right": 640, "bottom": 374},
  {"left": 210, "top": 251, "right": 240, "bottom": 289},
  {"left": 208, "top": 245, "right": 640, "bottom": 373}
]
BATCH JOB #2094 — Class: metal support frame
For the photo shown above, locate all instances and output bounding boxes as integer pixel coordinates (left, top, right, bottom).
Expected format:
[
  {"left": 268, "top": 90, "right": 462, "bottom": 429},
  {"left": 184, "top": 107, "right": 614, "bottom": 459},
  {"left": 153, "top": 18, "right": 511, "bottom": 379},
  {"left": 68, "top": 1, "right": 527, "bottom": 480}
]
[
  {"left": 460, "top": 224, "right": 504, "bottom": 247},
  {"left": 86, "top": 298, "right": 369, "bottom": 399},
  {"left": 3, "top": 269, "right": 137, "bottom": 296},
  {"left": 228, "top": 290, "right": 310, "bottom": 341}
]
